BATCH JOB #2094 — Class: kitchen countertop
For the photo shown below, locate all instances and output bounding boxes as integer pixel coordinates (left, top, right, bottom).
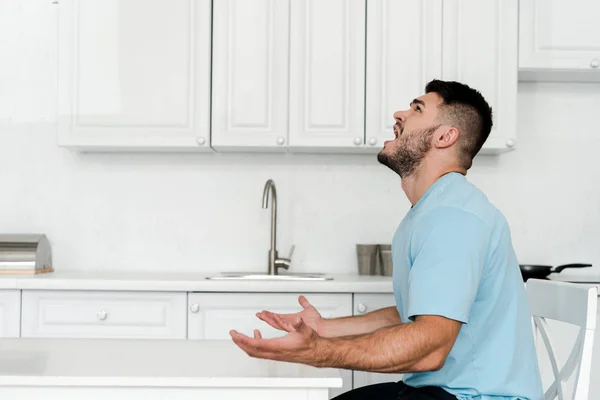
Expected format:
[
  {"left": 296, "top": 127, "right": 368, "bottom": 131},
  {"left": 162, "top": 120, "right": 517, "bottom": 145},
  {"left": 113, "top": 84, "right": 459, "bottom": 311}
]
[
  {"left": 1, "top": 270, "right": 598, "bottom": 294},
  {"left": 0, "top": 338, "right": 342, "bottom": 388},
  {"left": 0, "top": 271, "right": 394, "bottom": 293}
]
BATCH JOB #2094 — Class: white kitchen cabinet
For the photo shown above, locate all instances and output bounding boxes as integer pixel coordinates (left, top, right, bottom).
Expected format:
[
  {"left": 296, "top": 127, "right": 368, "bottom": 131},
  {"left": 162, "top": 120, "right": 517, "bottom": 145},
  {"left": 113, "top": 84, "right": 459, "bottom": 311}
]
[
  {"left": 442, "top": 0, "right": 518, "bottom": 154},
  {"left": 0, "top": 290, "right": 21, "bottom": 337},
  {"left": 187, "top": 292, "right": 353, "bottom": 398},
  {"left": 288, "top": 0, "right": 366, "bottom": 151},
  {"left": 57, "top": 0, "right": 212, "bottom": 151},
  {"left": 21, "top": 290, "right": 187, "bottom": 339},
  {"left": 352, "top": 294, "right": 403, "bottom": 388},
  {"left": 365, "top": 0, "right": 442, "bottom": 152},
  {"left": 518, "top": 0, "right": 600, "bottom": 80},
  {"left": 210, "top": 0, "right": 290, "bottom": 151}
]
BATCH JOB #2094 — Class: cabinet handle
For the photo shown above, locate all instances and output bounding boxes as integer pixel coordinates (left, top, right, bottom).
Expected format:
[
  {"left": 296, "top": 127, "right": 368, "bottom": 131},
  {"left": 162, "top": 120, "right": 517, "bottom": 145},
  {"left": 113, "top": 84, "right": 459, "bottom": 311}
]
[
  {"left": 505, "top": 138, "right": 516, "bottom": 148},
  {"left": 357, "top": 303, "right": 367, "bottom": 314},
  {"left": 276, "top": 136, "right": 285, "bottom": 145},
  {"left": 353, "top": 137, "right": 362, "bottom": 146},
  {"left": 591, "top": 59, "right": 600, "bottom": 69},
  {"left": 196, "top": 137, "right": 206, "bottom": 146},
  {"left": 97, "top": 310, "right": 107, "bottom": 320},
  {"left": 190, "top": 303, "right": 200, "bottom": 313},
  {"left": 368, "top": 137, "right": 377, "bottom": 146}
]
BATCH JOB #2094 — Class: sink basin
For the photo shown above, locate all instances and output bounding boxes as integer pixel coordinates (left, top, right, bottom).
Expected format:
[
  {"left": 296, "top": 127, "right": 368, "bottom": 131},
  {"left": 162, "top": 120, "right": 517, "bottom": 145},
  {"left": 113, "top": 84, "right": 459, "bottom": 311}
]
[{"left": 206, "top": 272, "right": 333, "bottom": 281}]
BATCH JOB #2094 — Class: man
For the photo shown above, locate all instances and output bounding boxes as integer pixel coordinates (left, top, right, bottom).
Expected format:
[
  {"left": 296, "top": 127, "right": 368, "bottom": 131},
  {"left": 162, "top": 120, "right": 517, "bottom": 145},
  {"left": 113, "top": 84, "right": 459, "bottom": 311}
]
[{"left": 229, "top": 79, "right": 544, "bottom": 400}]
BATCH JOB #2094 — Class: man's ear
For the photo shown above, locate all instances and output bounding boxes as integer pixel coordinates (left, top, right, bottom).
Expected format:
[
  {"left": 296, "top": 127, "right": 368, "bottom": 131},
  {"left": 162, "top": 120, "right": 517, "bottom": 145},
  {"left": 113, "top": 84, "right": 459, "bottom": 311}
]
[{"left": 434, "top": 126, "right": 460, "bottom": 149}]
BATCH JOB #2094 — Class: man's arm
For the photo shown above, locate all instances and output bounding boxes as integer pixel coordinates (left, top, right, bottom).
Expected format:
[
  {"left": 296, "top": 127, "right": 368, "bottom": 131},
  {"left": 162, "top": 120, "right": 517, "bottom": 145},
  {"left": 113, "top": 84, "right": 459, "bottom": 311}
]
[
  {"left": 256, "top": 296, "right": 402, "bottom": 339},
  {"left": 319, "top": 306, "right": 402, "bottom": 337},
  {"left": 317, "top": 314, "right": 462, "bottom": 373}
]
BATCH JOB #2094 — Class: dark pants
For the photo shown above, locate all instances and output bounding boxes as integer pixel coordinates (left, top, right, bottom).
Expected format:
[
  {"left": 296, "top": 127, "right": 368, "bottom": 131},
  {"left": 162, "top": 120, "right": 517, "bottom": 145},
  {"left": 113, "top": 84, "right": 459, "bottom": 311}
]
[{"left": 332, "top": 381, "right": 457, "bottom": 400}]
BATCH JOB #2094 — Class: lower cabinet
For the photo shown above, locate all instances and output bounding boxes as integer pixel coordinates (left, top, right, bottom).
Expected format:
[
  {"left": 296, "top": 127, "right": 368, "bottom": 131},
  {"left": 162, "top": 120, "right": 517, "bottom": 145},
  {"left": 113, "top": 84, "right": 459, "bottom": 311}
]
[
  {"left": 21, "top": 290, "right": 187, "bottom": 339},
  {"left": 352, "top": 293, "right": 404, "bottom": 388},
  {"left": 187, "top": 292, "right": 353, "bottom": 399},
  {"left": 0, "top": 289, "right": 21, "bottom": 337},
  {"left": 13, "top": 288, "right": 600, "bottom": 398}
]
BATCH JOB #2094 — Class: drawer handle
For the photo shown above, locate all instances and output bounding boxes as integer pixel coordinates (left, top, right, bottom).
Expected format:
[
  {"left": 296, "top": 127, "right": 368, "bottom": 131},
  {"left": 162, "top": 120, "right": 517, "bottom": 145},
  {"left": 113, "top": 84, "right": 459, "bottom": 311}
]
[
  {"left": 357, "top": 303, "right": 367, "bottom": 314},
  {"left": 189, "top": 303, "right": 200, "bottom": 313},
  {"left": 97, "top": 310, "right": 108, "bottom": 320}
]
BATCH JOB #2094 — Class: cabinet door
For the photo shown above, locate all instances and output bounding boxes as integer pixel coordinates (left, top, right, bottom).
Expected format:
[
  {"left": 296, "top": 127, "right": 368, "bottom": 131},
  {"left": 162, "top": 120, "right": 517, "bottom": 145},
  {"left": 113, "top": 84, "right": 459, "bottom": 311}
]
[
  {"left": 288, "top": 0, "right": 366, "bottom": 151},
  {"left": 352, "top": 294, "right": 403, "bottom": 388},
  {"left": 211, "top": 0, "right": 290, "bottom": 151},
  {"left": 442, "top": 0, "right": 518, "bottom": 154},
  {"left": 187, "top": 292, "right": 353, "bottom": 398},
  {"left": 57, "top": 0, "right": 212, "bottom": 151},
  {"left": 365, "top": 0, "right": 442, "bottom": 152},
  {"left": 519, "top": 0, "right": 600, "bottom": 72},
  {"left": 21, "top": 290, "right": 187, "bottom": 339},
  {"left": 0, "top": 290, "right": 20, "bottom": 338}
]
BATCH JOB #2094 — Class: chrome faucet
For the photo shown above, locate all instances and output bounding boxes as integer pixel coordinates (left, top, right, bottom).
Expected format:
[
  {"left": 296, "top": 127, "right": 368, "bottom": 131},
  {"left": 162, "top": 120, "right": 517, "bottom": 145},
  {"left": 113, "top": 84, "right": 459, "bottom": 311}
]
[{"left": 262, "top": 179, "right": 294, "bottom": 275}]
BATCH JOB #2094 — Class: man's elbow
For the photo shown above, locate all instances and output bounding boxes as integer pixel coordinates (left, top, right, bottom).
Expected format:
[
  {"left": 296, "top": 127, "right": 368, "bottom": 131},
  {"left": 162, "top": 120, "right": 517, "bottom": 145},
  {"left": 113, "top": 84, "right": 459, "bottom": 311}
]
[{"left": 412, "top": 351, "right": 448, "bottom": 372}]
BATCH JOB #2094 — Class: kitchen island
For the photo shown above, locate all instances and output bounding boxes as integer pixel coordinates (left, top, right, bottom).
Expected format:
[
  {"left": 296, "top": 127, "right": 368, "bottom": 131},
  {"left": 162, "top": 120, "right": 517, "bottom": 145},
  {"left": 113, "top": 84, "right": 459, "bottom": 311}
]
[{"left": 0, "top": 338, "right": 342, "bottom": 399}]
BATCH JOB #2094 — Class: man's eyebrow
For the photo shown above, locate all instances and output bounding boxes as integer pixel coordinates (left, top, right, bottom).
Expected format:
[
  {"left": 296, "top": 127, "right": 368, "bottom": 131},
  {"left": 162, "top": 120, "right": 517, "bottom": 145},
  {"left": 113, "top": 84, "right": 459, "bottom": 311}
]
[{"left": 410, "top": 99, "right": 426, "bottom": 108}]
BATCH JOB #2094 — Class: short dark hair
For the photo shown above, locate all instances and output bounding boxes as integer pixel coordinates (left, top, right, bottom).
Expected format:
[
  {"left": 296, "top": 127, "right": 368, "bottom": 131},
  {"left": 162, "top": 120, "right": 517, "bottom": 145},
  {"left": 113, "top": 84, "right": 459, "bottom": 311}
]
[{"left": 425, "top": 79, "right": 493, "bottom": 169}]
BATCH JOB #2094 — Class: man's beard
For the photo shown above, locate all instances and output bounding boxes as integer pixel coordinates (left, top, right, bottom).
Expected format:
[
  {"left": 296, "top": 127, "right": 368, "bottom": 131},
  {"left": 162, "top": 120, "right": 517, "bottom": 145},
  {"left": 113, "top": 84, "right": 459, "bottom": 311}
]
[{"left": 377, "top": 125, "right": 440, "bottom": 178}]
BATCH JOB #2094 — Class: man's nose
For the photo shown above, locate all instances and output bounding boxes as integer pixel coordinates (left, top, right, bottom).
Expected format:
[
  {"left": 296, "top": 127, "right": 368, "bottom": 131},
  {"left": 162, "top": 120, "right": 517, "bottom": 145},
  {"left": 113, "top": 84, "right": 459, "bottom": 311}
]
[{"left": 393, "top": 109, "right": 408, "bottom": 124}]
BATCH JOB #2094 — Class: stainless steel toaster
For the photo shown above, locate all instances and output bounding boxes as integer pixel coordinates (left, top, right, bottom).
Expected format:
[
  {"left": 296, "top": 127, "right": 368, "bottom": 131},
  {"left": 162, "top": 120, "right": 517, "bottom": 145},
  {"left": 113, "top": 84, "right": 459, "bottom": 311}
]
[{"left": 0, "top": 234, "right": 52, "bottom": 273}]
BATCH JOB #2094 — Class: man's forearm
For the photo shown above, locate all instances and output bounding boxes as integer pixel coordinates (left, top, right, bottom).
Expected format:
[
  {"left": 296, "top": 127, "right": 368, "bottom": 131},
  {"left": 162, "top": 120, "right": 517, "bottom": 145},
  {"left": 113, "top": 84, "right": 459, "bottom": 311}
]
[
  {"left": 316, "top": 317, "right": 453, "bottom": 373},
  {"left": 319, "top": 306, "right": 401, "bottom": 338}
]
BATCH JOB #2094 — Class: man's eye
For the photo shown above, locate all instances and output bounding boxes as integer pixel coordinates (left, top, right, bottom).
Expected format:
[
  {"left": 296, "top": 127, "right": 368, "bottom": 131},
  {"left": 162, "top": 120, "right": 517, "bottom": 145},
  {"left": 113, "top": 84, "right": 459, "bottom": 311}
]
[{"left": 416, "top": 106, "right": 422, "bottom": 113}]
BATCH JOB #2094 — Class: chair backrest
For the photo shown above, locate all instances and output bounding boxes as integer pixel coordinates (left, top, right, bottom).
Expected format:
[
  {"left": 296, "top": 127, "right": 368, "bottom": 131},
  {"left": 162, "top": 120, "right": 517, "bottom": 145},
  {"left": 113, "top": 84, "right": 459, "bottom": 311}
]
[{"left": 526, "top": 279, "right": 598, "bottom": 400}]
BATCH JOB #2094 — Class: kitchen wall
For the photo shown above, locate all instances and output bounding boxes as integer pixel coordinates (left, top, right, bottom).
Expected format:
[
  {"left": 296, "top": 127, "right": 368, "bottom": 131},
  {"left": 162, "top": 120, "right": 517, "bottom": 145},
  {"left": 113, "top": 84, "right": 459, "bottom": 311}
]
[{"left": 1, "top": 2, "right": 599, "bottom": 275}]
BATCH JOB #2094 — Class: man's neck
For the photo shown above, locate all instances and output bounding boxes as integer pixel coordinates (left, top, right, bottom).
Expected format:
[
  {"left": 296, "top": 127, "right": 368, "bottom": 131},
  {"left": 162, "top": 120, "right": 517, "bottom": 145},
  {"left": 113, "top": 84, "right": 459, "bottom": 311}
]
[{"left": 401, "top": 163, "right": 466, "bottom": 206}]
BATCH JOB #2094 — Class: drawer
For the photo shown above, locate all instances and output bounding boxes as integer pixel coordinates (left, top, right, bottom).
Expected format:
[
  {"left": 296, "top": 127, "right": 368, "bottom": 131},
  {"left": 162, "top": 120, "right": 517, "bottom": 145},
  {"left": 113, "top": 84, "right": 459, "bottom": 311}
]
[
  {"left": 0, "top": 290, "right": 21, "bottom": 337},
  {"left": 187, "top": 292, "right": 352, "bottom": 340},
  {"left": 21, "top": 290, "right": 186, "bottom": 339},
  {"left": 353, "top": 293, "right": 396, "bottom": 316}
]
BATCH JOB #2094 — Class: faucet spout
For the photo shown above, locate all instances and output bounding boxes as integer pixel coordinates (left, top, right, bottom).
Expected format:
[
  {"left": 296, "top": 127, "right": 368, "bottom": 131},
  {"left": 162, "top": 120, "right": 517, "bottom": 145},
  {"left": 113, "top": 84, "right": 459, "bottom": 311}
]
[
  {"left": 262, "top": 179, "right": 293, "bottom": 276},
  {"left": 262, "top": 179, "right": 278, "bottom": 275}
]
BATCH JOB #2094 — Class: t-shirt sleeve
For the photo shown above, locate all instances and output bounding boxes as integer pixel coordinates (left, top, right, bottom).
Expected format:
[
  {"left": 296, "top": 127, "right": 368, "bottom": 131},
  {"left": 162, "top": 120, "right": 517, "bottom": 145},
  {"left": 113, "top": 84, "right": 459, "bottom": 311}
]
[{"left": 407, "top": 207, "right": 489, "bottom": 323}]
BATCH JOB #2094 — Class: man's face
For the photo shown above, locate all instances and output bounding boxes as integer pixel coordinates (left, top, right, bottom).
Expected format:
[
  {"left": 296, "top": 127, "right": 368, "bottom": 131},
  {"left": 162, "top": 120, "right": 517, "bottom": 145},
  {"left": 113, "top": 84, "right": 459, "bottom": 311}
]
[{"left": 377, "top": 92, "right": 443, "bottom": 178}]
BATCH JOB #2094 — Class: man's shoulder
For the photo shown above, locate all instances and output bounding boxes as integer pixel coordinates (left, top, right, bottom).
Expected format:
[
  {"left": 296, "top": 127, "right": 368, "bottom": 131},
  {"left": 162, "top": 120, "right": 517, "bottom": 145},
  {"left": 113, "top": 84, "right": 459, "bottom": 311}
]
[{"left": 429, "top": 178, "right": 507, "bottom": 229}]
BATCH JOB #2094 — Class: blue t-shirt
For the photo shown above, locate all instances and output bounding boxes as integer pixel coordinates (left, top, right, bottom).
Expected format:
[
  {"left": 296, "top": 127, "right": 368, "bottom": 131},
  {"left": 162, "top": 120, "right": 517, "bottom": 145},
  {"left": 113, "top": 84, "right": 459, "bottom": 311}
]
[{"left": 392, "top": 172, "right": 543, "bottom": 400}]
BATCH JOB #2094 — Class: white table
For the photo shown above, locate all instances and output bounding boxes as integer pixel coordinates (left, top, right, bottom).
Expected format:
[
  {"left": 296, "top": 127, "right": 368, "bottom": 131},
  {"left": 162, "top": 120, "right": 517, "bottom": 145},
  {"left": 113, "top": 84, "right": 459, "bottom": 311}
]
[{"left": 0, "top": 338, "right": 342, "bottom": 400}]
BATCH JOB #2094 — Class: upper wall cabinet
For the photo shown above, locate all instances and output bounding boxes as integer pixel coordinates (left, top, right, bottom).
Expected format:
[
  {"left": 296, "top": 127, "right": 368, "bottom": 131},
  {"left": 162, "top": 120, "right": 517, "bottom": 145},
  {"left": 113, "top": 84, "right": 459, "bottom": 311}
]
[
  {"left": 57, "top": 0, "right": 212, "bottom": 151},
  {"left": 365, "top": 0, "right": 442, "bottom": 153},
  {"left": 57, "top": 0, "right": 521, "bottom": 154},
  {"left": 519, "top": 0, "right": 600, "bottom": 81},
  {"left": 211, "top": 0, "right": 367, "bottom": 152},
  {"left": 211, "top": 0, "right": 290, "bottom": 152},
  {"left": 288, "top": 0, "right": 366, "bottom": 151},
  {"left": 442, "top": 0, "right": 518, "bottom": 153}
]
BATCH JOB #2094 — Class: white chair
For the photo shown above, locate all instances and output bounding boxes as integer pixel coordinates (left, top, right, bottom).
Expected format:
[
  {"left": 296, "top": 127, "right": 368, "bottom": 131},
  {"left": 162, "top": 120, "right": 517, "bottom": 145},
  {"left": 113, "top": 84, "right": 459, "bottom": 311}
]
[{"left": 526, "top": 279, "right": 598, "bottom": 400}]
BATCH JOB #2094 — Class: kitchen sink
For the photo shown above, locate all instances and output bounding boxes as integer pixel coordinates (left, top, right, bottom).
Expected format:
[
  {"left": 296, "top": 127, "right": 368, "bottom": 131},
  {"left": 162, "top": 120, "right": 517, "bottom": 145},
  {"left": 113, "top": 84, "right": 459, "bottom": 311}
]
[{"left": 205, "top": 272, "right": 333, "bottom": 281}]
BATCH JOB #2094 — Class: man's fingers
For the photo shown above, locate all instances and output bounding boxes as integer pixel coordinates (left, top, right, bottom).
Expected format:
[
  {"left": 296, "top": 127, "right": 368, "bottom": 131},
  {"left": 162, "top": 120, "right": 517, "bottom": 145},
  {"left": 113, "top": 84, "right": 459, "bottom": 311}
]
[
  {"left": 257, "top": 311, "right": 286, "bottom": 331},
  {"left": 253, "top": 329, "right": 262, "bottom": 339},
  {"left": 298, "top": 295, "right": 312, "bottom": 310},
  {"left": 274, "top": 313, "right": 296, "bottom": 332}
]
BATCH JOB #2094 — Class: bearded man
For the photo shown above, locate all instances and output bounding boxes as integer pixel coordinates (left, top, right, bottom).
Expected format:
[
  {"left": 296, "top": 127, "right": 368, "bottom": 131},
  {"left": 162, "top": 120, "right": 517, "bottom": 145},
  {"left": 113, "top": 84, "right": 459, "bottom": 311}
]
[{"left": 229, "top": 80, "right": 544, "bottom": 400}]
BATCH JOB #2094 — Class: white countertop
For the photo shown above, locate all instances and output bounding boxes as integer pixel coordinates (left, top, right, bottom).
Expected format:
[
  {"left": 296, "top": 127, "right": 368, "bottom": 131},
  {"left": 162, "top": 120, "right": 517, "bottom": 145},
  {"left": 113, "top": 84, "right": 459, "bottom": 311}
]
[
  {"left": 0, "top": 271, "right": 394, "bottom": 293},
  {"left": 1, "top": 270, "right": 598, "bottom": 294},
  {"left": 0, "top": 338, "right": 342, "bottom": 388}
]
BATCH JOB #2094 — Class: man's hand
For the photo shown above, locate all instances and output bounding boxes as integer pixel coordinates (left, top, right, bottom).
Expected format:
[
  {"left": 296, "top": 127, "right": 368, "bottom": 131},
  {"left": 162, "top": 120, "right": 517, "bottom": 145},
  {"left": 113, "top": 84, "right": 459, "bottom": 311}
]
[
  {"left": 255, "top": 295, "right": 324, "bottom": 336},
  {"left": 229, "top": 316, "right": 326, "bottom": 367}
]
